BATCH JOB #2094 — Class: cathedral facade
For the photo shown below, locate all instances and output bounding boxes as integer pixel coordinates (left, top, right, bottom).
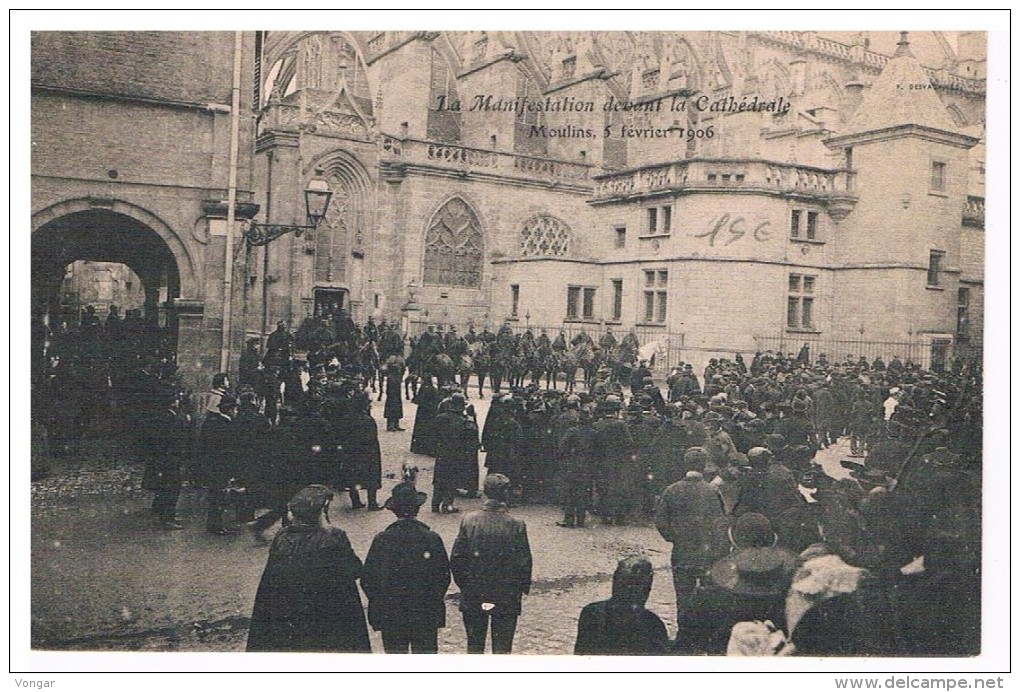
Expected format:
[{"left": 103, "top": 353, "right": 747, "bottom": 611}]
[
  {"left": 31, "top": 30, "right": 986, "bottom": 386},
  {"left": 253, "top": 30, "right": 984, "bottom": 371}
]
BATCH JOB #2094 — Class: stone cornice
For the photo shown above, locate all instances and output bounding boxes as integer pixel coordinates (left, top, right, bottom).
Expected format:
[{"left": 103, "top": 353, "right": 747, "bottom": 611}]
[{"left": 824, "top": 124, "right": 980, "bottom": 150}]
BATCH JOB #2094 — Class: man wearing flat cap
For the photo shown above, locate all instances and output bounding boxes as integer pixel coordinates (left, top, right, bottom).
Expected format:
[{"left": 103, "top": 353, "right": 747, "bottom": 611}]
[
  {"left": 361, "top": 482, "right": 451, "bottom": 653},
  {"left": 450, "top": 473, "right": 533, "bottom": 654}
]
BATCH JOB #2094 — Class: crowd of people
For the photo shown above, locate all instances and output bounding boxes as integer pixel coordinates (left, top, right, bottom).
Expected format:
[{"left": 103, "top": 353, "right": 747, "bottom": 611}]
[{"left": 32, "top": 309, "right": 983, "bottom": 656}]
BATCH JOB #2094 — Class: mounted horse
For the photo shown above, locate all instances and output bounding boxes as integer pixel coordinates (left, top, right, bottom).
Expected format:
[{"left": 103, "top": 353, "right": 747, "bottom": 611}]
[
  {"left": 467, "top": 340, "right": 491, "bottom": 399},
  {"left": 423, "top": 351, "right": 457, "bottom": 388}
]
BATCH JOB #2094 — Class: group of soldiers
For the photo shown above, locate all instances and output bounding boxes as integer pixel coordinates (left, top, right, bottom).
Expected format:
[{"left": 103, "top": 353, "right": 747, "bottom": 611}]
[{"left": 406, "top": 341, "right": 982, "bottom": 537}]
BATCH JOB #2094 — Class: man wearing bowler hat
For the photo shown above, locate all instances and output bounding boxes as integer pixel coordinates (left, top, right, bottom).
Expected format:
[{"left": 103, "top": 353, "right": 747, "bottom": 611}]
[
  {"left": 450, "top": 473, "right": 532, "bottom": 654},
  {"left": 361, "top": 482, "right": 451, "bottom": 654}
]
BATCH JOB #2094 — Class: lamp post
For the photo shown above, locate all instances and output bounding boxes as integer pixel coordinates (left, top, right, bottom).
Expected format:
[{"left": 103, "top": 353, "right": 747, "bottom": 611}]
[
  {"left": 250, "top": 169, "right": 334, "bottom": 352},
  {"left": 244, "top": 170, "right": 334, "bottom": 247}
]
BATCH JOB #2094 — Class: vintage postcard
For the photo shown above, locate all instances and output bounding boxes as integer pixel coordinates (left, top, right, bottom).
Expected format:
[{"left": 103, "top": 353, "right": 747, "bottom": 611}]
[{"left": 14, "top": 9, "right": 1009, "bottom": 682}]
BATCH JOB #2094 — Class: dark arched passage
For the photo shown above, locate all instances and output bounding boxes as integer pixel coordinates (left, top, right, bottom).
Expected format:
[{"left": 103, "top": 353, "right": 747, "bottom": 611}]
[{"left": 32, "top": 207, "right": 187, "bottom": 440}]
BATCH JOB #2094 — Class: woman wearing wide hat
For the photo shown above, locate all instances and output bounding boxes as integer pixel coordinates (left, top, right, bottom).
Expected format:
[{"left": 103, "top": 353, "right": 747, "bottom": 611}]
[{"left": 674, "top": 539, "right": 798, "bottom": 655}]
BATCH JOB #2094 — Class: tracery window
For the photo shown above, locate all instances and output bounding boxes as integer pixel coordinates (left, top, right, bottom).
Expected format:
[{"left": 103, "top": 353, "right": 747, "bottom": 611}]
[
  {"left": 423, "top": 198, "right": 484, "bottom": 288},
  {"left": 520, "top": 216, "right": 570, "bottom": 257}
]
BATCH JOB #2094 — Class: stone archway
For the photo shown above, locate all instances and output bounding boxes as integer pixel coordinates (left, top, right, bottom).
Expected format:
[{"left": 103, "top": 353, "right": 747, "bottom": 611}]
[{"left": 31, "top": 202, "right": 202, "bottom": 421}]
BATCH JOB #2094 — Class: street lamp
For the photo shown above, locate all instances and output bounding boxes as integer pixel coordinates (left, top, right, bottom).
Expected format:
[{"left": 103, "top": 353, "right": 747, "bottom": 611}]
[{"left": 244, "top": 170, "right": 334, "bottom": 246}]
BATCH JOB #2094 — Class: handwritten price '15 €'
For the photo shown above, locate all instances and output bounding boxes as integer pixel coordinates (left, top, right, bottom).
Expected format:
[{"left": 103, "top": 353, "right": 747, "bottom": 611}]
[{"left": 694, "top": 214, "right": 772, "bottom": 246}]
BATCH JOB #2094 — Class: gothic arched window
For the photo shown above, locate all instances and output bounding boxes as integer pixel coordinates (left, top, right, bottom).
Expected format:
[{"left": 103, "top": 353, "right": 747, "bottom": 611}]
[
  {"left": 423, "top": 198, "right": 484, "bottom": 288},
  {"left": 520, "top": 216, "right": 571, "bottom": 257}
]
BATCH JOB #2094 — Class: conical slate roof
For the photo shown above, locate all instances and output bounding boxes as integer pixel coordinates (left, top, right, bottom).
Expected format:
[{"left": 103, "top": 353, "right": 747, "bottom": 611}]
[{"left": 844, "top": 32, "right": 959, "bottom": 135}]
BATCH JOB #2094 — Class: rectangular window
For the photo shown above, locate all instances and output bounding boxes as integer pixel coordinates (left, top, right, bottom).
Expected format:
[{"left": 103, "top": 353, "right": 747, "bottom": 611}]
[
  {"left": 647, "top": 208, "right": 658, "bottom": 233},
  {"left": 787, "top": 273, "right": 816, "bottom": 330},
  {"left": 931, "top": 161, "right": 947, "bottom": 192},
  {"left": 790, "top": 210, "right": 802, "bottom": 238},
  {"left": 566, "top": 286, "right": 580, "bottom": 319},
  {"left": 643, "top": 270, "right": 668, "bottom": 323},
  {"left": 927, "top": 250, "right": 945, "bottom": 286},
  {"left": 510, "top": 284, "right": 520, "bottom": 317},
  {"left": 566, "top": 286, "right": 595, "bottom": 320},
  {"left": 582, "top": 287, "right": 596, "bottom": 320},
  {"left": 611, "top": 279, "right": 623, "bottom": 321},
  {"left": 662, "top": 206, "right": 672, "bottom": 233},
  {"left": 806, "top": 212, "right": 818, "bottom": 240},
  {"left": 957, "top": 287, "right": 970, "bottom": 338},
  {"left": 614, "top": 225, "right": 626, "bottom": 248}
]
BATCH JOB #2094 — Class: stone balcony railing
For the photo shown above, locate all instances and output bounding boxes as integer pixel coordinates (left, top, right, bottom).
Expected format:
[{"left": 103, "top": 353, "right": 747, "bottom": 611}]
[
  {"left": 591, "top": 158, "right": 858, "bottom": 205},
  {"left": 962, "top": 195, "right": 985, "bottom": 228},
  {"left": 380, "top": 135, "right": 594, "bottom": 188}
]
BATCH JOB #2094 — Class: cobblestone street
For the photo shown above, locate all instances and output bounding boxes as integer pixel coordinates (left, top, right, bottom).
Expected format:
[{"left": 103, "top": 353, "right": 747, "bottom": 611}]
[{"left": 30, "top": 392, "right": 707, "bottom": 655}]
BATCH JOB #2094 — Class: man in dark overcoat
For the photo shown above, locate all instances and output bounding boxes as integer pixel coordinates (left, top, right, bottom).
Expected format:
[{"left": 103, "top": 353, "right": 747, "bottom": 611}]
[
  {"left": 555, "top": 405, "right": 594, "bottom": 528},
  {"left": 361, "top": 482, "right": 451, "bottom": 653},
  {"left": 141, "top": 390, "right": 190, "bottom": 529},
  {"left": 200, "top": 395, "right": 242, "bottom": 535},
  {"left": 589, "top": 395, "right": 637, "bottom": 525},
  {"left": 382, "top": 354, "right": 406, "bottom": 431},
  {"left": 431, "top": 393, "right": 479, "bottom": 513},
  {"left": 340, "top": 391, "right": 383, "bottom": 510},
  {"left": 263, "top": 320, "right": 293, "bottom": 369},
  {"left": 410, "top": 378, "right": 441, "bottom": 456},
  {"left": 450, "top": 474, "right": 532, "bottom": 654},
  {"left": 481, "top": 394, "right": 523, "bottom": 486}
]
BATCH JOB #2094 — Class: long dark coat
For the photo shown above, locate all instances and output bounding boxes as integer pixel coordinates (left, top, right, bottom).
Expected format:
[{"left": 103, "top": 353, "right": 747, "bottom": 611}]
[
  {"left": 338, "top": 410, "right": 382, "bottom": 491},
  {"left": 383, "top": 357, "right": 405, "bottom": 423},
  {"left": 246, "top": 524, "right": 371, "bottom": 652},
  {"left": 384, "top": 375, "right": 404, "bottom": 423},
  {"left": 198, "top": 412, "right": 238, "bottom": 488},
  {"left": 233, "top": 407, "right": 272, "bottom": 489},
  {"left": 410, "top": 383, "right": 441, "bottom": 456},
  {"left": 590, "top": 416, "right": 638, "bottom": 518},
  {"left": 361, "top": 518, "right": 450, "bottom": 632},
  {"left": 432, "top": 410, "right": 480, "bottom": 494},
  {"left": 280, "top": 411, "right": 335, "bottom": 488},
  {"left": 556, "top": 421, "right": 594, "bottom": 510},
  {"left": 141, "top": 408, "right": 188, "bottom": 494}
]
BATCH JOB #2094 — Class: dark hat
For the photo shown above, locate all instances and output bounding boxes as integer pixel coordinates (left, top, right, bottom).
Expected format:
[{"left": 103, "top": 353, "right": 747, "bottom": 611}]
[
  {"left": 596, "top": 395, "right": 622, "bottom": 413},
  {"left": 683, "top": 446, "right": 710, "bottom": 468},
  {"left": 710, "top": 547, "right": 798, "bottom": 596},
  {"left": 384, "top": 482, "right": 427, "bottom": 514},
  {"left": 747, "top": 447, "right": 774, "bottom": 469},
  {"left": 730, "top": 512, "right": 777, "bottom": 548},
  {"left": 483, "top": 473, "right": 511, "bottom": 499},
  {"left": 288, "top": 484, "right": 334, "bottom": 522}
]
